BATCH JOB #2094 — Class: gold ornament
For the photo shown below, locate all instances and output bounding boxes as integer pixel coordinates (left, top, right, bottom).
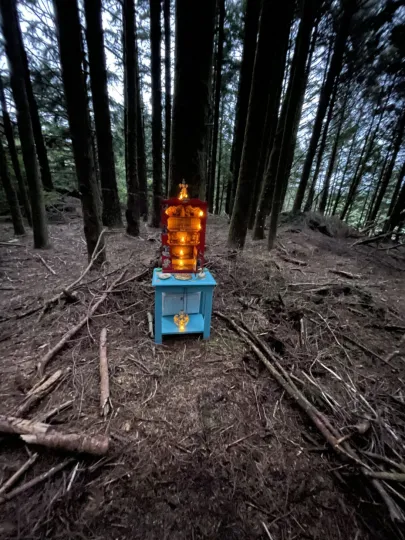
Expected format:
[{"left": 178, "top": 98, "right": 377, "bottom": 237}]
[{"left": 174, "top": 310, "right": 189, "bottom": 332}]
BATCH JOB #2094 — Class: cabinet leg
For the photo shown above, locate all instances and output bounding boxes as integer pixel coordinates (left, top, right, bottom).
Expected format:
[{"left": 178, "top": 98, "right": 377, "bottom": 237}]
[
  {"left": 155, "top": 291, "right": 163, "bottom": 344},
  {"left": 203, "top": 290, "right": 213, "bottom": 339}
]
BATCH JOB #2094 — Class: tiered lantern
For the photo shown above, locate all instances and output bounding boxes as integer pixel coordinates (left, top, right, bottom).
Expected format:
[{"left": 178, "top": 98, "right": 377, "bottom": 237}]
[{"left": 160, "top": 183, "right": 207, "bottom": 273}]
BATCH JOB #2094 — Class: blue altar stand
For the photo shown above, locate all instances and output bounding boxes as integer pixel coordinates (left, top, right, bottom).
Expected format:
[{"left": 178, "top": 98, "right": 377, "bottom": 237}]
[{"left": 152, "top": 269, "right": 217, "bottom": 344}]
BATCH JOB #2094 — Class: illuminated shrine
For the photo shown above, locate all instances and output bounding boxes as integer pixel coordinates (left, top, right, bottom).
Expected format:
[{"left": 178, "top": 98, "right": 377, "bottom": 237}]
[{"left": 151, "top": 183, "right": 216, "bottom": 344}]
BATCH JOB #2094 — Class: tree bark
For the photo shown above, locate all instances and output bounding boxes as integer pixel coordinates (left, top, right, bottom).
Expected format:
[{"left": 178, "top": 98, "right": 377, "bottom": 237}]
[
  {"left": 387, "top": 161, "right": 405, "bottom": 219},
  {"left": 227, "top": 0, "right": 260, "bottom": 214},
  {"left": 340, "top": 112, "right": 376, "bottom": 221},
  {"left": 163, "top": 0, "right": 171, "bottom": 197},
  {"left": 169, "top": 0, "right": 216, "bottom": 198},
  {"left": 123, "top": 0, "right": 140, "bottom": 235},
  {"left": 0, "top": 134, "right": 25, "bottom": 235},
  {"left": 383, "top": 172, "right": 405, "bottom": 233},
  {"left": 215, "top": 103, "right": 224, "bottom": 215},
  {"left": 20, "top": 47, "right": 54, "bottom": 192},
  {"left": 367, "top": 111, "right": 405, "bottom": 224},
  {"left": 135, "top": 23, "right": 148, "bottom": 220},
  {"left": 229, "top": 0, "right": 293, "bottom": 249},
  {"left": 304, "top": 77, "right": 340, "bottom": 212},
  {"left": 53, "top": 0, "right": 105, "bottom": 262},
  {"left": 0, "top": 75, "right": 31, "bottom": 225},
  {"left": 84, "top": 0, "right": 122, "bottom": 228},
  {"left": 267, "top": 0, "right": 321, "bottom": 249},
  {"left": 366, "top": 149, "right": 390, "bottom": 224},
  {"left": 207, "top": 0, "right": 225, "bottom": 213},
  {"left": 253, "top": 8, "right": 318, "bottom": 241},
  {"left": 293, "top": 1, "right": 355, "bottom": 212},
  {"left": 150, "top": 0, "right": 163, "bottom": 227},
  {"left": 1, "top": 0, "right": 49, "bottom": 249},
  {"left": 318, "top": 85, "right": 349, "bottom": 213}
]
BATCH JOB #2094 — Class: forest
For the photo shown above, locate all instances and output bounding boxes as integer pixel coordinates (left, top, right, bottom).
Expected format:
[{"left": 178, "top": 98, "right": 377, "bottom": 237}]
[
  {"left": 0, "top": 0, "right": 403, "bottom": 253},
  {"left": 0, "top": 0, "right": 405, "bottom": 539}
]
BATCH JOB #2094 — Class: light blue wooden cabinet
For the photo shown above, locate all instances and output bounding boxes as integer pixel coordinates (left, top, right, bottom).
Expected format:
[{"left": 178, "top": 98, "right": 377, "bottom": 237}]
[{"left": 152, "top": 269, "right": 217, "bottom": 344}]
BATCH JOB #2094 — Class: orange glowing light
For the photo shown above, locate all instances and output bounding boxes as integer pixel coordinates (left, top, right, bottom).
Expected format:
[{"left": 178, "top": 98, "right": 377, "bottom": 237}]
[
  {"left": 180, "top": 236, "right": 185, "bottom": 243},
  {"left": 199, "top": 210, "right": 204, "bottom": 217},
  {"left": 179, "top": 260, "right": 184, "bottom": 267},
  {"left": 180, "top": 249, "right": 184, "bottom": 256},
  {"left": 178, "top": 182, "right": 189, "bottom": 200}
]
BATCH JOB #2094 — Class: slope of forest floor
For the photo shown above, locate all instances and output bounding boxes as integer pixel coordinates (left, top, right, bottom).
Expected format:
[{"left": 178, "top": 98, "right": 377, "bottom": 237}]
[{"left": 0, "top": 209, "right": 405, "bottom": 540}]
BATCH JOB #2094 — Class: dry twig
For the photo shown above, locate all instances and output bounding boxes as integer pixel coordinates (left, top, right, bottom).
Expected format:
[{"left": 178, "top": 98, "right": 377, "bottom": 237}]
[
  {"left": 37, "top": 269, "right": 127, "bottom": 375},
  {"left": 0, "top": 459, "right": 74, "bottom": 504},
  {"left": 0, "top": 453, "right": 39, "bottom": 496},
  {"left": 99, "top": 328, "right": 110, "bottom": 417}
]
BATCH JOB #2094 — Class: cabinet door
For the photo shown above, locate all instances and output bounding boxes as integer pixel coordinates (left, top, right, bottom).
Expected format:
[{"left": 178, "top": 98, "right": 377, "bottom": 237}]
[
  {"left": 162, "top": 292, "right": 185, "bottom": 316},
  {"left": 184, "top": 291, "right": 201, "bottom": 314}
]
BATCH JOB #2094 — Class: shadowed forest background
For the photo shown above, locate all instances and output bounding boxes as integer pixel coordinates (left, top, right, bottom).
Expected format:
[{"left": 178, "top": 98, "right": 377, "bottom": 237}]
[{"left": 0, "top": 0, "right": 404, "bottom": 253}]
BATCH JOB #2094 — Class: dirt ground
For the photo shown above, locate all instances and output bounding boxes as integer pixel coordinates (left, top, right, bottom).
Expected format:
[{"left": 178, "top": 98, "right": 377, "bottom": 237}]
[{"left": 0, "top": 209, "right": 405, "bottom": 540}]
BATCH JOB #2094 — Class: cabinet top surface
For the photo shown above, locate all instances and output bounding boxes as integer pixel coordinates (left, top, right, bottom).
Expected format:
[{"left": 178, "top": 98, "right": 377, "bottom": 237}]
[{"left": 152, "top": 268, "right": 217, "bottom": 287}]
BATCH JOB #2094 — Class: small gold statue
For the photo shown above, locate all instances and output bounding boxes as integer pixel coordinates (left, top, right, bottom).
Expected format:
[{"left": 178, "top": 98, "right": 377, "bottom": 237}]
[
  {"left": 174, "top": 310, "right": 189, "bottom": 332},
  {"left": 179, "top": 182, "right": 189, "bottom": 200}
]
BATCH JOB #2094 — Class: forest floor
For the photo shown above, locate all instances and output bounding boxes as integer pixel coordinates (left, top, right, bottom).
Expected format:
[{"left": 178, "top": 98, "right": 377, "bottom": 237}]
[{"left": 0, "top": 205, "right": 405, "bottom": 540}]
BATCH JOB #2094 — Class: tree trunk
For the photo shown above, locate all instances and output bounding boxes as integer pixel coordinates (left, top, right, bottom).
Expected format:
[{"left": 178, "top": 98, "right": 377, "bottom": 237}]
[
  {"left": 229, "top": 0, "right": 293, "bottom": 249},
  {"left": 18, "top": 27, "right": 53, "bottom": 192},
  {"left": 368, "top": 111, "right": 405, "bottom": 224},
  {"left": 1, "top": 0, "right": 49, "bottom": 249},
  {"left": 253, "top": 11, "right": 318, "bottom": 240},
  {"left": 318, "top": 85, "right": 349, "bottom": 214},
  {"left": 340, "top": 113, "right": 376, "bottom": 221},
  {"left": 84, "top": 0, "right": 122, "bottom": 228},
  {"left": 325, "top": 145, "right": 344, "bottom": 213},
  {"left": 0, "top": 75, "right": 31, "bottom": 226},
  {"left": 228, "top": 0, "right": 260, "bottom": 214},
  {"left": 387, "top": 161, "right": 405, "bottom": 219},
  {"left": 163, "top": 0, "right": 171, "bottom": 197},
  {"left": 293, "top": 1, "right": 354, "bottom": 212},
  {"left": 123, "top": 0, "right": 140, "bottom": 235},
  {"left": 251, "top": 0, "right": 316, "bottom": 242},
  {"left": 215, "top": 103, "right": 224, "bottom": 215},
  {"left": 267, "top": 0, "right": 321, "bottom": 249},
  {"left": 208, "top": 0, "right": 225, "bottom": 213},
  {"left": 0, "top": 134, "right": 25, "bottom": 235},
  {"left": 135, "top": 23, "right": 148, "bottom": 221},
  {"left": 169, "top": 0, "right": 216, "bottom": 198},
  {"left": 331, "top": 106, "right": 364, "bottom": 216},
  {"left": 53, "top": 0, "right": 105, "bottom": 263},
  {"left": 150, "top": 0, "right": 163, "bottom": 227},
  {"left": 248, "top": 6, "right": 292, "bottom": 233},
  {"left": 366, "top": 149, "right": 390, "bottom": 224},
  {"left": 383, "top": 173, "right": 405, "bottom": 234}
]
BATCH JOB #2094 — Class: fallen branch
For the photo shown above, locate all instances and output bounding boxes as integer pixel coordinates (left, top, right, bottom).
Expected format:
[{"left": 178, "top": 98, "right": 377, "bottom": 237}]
[
  {"left": 0, "top": 415, "right": 50, "bottom": 435},
  {"left": 99, "top": 328, "right": 110, "bottom": 417},
  {"left": 214, "top": 311, "right": 405, "bottom": 523},
  {"left": 0, "top": 415, "right": 109, "bottom": 455},
  {"left": 329, "top": 269, "right": 361, "bottom": 279},
  {"left": 342, "top": 334, "right": 385, "bottom": 364},
  {"left": 35, "top": 254, "right": 56, "bottom": 275},
  {"left": 352, "top": 232, "right": 390, "bottom": 247},
  {"left": 37, "top": 269, "right": 127, "bottom": 375},
  {"left": 0, "top": 453, "right": 39, "bottom": 496},
  {"left": 38, "top": 229, "right": 107, "bottom": 319},
  {"left": 15, "top": 369, "right": 67, "bottom": 417},
  {"left": 21, "top": 432, "right": 109, "bottom": 455},
  {"left": 35, "top": 399, "right": 74, "bottom": 423},
  {"left": 147, "top": 312, "right": 154, "bottom": 338},
  {"left": 364, "top": 471, "right": 405, "bottom": 482},
  {"left": 279, "top": 255, "right": 307, "bottom": 266},
  {"left": 0, "top": 459, "right": 74, "bottom": 504}
]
